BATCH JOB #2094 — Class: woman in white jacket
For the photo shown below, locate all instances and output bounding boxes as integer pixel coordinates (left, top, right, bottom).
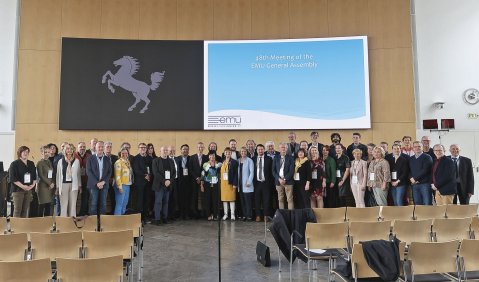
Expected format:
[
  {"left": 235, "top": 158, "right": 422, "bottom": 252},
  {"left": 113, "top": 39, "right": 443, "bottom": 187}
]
[
  {"left": 238, "top": 147, "right": 254, "bottom": 221},
  {"left": 56, "top": 144, "right": 81, "bottom": 217}
]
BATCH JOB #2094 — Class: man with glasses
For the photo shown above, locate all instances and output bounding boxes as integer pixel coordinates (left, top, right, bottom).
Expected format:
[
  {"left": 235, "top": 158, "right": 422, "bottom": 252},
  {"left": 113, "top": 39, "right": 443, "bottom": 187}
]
[
  {"left": 133, "top": 143, "right": 153, "bottom": 223},
  {"left": 449, "top": 144, "right": 475, "bottom": 205},
  {"left": 431, "top": 144, "right": 456, "bottom": 205}
]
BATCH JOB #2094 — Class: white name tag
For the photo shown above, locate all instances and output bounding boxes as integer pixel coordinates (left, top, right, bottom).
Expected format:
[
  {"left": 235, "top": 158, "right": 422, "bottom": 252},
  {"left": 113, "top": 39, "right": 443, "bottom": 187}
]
[
  {"left": 392, "top": 171, "right": 397, "bottom": 180},
  {"left": 312, "top": 170, "right": 318, "bottom": 179},
  {"left": 223, "top": 172, "right": 228, "bottom": 181},
  {"left": 336, "top": 170, "right": 341, "bottom": 178},
  {"left": 183, "top": 168, "right": 188, "bottom": 176},
  {"left": 147, "top": 166, "right": 150, "bottom": 174},
  {"left": 279, "top": 168, "right": 284, "bottom": 178},
  {"left": 352, "top": 175, "right": 358, "bottom": 184},
  {"left": 81, "top": 167, "right": 86, "bottom": 176},
  {"left": 66, "top": 174, "right": 72, "bottom": 182},
  {"left": 47, "top": 169, "right": 53, "bottom": 179},
  {"left": 165, "top": 171, "right": 170, "bottom": 180},
  {"left": 211, "top": 176, "right": 218, "bottom": 184},
  {"left": 24, "top": 173, "right": 31, "bottom": 184},
  {"left": 294, "top": 172, "right": 300, "bottom": 181},
  {"left": 369, "top": 172, "right": 375, "bottom": 181}
]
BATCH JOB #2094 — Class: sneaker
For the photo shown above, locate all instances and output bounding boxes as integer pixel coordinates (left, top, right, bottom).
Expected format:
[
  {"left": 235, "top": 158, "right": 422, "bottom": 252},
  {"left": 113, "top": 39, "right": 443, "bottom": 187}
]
[
  {"left": 222, "top": 215, "right": 228, "bottom": 221},
  {"left": 231, "top": 215, "right": 236, "bottom": 221}
]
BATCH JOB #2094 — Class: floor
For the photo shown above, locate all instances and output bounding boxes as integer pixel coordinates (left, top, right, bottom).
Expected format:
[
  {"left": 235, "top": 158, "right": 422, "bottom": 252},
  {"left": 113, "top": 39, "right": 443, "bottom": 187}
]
[{"left": 140, "top": 219, "right": 330, "bottom": 282}]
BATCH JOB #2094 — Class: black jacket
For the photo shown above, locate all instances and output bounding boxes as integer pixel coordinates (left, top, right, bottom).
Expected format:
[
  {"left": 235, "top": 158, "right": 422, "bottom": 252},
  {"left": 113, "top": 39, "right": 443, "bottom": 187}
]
[
  {"left": 387, "top": 155, "right": 409, "bottom": 185},
  {"left": 270, "top": 209, "right": 316, "bottom": 263},
  {"left": 449, "top": 155, "right": 475, "bottom": 195},
  {"left": 152, "top": 157, "right": 176, "bottom": 191},
  {"left": 433, "top": 156, "right": 456, "bottom": 195},
  {"left": 188, "top": 154, "right": 208, "bottom": 182},
  {"left": 253, "top": 155, "right": 273, "bottom": 185},
  {"left": 133, "top": 154, "right": 152, "bottom": 187},
  {"left": 361, "top": 239, "right": 401, "bottom": 281}
]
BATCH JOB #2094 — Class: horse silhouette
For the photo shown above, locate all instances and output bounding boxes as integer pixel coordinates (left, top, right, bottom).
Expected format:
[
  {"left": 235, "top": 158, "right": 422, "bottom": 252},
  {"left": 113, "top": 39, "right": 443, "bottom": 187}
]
[{"left": 101, "top": 56, "right": 165, "bottom": 114}]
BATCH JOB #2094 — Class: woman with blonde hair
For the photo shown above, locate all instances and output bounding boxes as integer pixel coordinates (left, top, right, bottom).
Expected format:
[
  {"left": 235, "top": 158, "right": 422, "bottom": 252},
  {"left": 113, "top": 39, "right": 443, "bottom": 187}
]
[
  {"left": 220, "top": 147, "right": 238, "bottom": 221},
  {"left": 114, "top": 147, "right": 133, "bottom": 215},
  {"left": 308, "top": 146, "right": 326, "bottom": 208},
  {"left": 367, "top": 146, "right": 391, "bottom": 206},
  {"left": 56, "top": 144, "right": 81, "bottom": 217},
  {"left": 350, "top": 149, "right": 368, "bottom": 207}
]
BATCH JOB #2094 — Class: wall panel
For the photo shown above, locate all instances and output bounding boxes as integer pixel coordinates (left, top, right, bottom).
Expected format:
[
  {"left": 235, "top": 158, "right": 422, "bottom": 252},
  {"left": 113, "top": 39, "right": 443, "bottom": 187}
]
[
  {"left": 177, "top": 0, "right": 214, "bottom": 39},
  {"left": 289, "top": 0, "right": 329, "bottom": 38},
  {"left": 139, "top": 0, "right": 177, "bottom": 39},
  {"left": 328, "top": 0, "right": 369, "bottom": 37},
  {"left": 62, "top": 0, "right": 102, "bottom": 38},
  {"left": 213, "top": 0, "right": 252, "bottom": 39},
  {"left": 100, "top": 0, "right": 140, "bottom": 39},
  {"left": 368, "top": 0, "right": 411, "bottom": 49},
  {"left": 251, "top": 0, "right": 289, "bottom": 39}
]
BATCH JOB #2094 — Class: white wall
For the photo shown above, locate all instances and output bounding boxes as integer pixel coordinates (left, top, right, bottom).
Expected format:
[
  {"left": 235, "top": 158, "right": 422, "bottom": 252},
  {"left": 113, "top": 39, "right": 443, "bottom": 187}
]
[
  {"left": 0, "top": 0, "right": 18, "bottom": 167},
  {"left": 414, "top": 0, "right": 479, "bottom": 202}
]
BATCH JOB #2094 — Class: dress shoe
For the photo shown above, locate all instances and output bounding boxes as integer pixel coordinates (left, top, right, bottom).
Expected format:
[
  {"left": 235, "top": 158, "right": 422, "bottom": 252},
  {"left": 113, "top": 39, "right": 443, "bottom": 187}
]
[{"left": 255, "top": 216, "right": 262, "bottom": 222}]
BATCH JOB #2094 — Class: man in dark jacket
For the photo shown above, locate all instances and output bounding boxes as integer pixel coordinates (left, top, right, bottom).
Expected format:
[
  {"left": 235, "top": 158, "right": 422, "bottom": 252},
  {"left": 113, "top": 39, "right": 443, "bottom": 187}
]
[
  {"left": 272, "top": 143, "right": 295, "bottom": 210},
  {"left": 449, "top": 144, "right": 475, "bottom": 205},
  {"left": 133, "top": 143, "right": 153, "bottom": 223},
  {"left": 152, "top": 146, "right": 176, "bottom": 225},
  {"left": 431, "top": 144, "right": 456, "bottom": 205},
  {"left": 253, "top": 144, "right": 274, "bottom": 221}
]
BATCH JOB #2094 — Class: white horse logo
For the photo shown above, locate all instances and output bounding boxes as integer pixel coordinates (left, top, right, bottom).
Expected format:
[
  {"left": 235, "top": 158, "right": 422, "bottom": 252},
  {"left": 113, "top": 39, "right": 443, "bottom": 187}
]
[{"left": 101, "top": 56, "right": 165, "bottom": 114}]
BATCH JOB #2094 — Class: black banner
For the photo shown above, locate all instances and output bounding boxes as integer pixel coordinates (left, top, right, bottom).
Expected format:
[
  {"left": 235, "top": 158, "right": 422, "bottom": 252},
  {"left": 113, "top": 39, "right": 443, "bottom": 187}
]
[{"left": 59, "top": 38, "right": 204, "bottom": 130}]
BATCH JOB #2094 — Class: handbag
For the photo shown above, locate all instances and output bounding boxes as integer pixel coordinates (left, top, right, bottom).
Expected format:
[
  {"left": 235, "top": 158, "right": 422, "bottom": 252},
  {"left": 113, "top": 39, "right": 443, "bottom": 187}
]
[{"left": 256, "top": 218, "right": 271, "bottom": 267}]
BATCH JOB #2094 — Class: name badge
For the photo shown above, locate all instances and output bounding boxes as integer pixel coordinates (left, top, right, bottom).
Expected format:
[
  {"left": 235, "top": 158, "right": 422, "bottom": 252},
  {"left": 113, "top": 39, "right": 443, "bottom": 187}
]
[
  {"left": 183, "top": 168, "right": 188, "bottom": 176},
  {"left": 24, "top": 173, "right": 31, "bottom": 184},
  {"left": 66, "top": 174, "right": 72, "bottom": 182},
  {"left": 369, "top": 172, "right": 375, "bottom": 181},
  {"left": 47, "top": 169, "right": 53, "bottom": 179},
  {"left": 294, "top": 172, "right": 300, "bottom": 181},
  {"left": 147, "top": 166, "right": 150, "bottom": 174},
  {"left": 81, "top": 167, "right": 86, "bottom": 176},
  {"left": 279, "top": 168, "right": 284, "bottom": 178},
  {"left": 211, "top": 176, "right": 218, "bottom": 184},
  {"left": 336, "top": 170, "right": 341, "bottom": 178},
  {"left": 392, "top": 171, "right": 397, "bottom": 180},
  {"left": 165, "top": 170, "right": 171, "bottom": 180},
  {"left": 223, "top": 172, "right": 228, "bottom": 181},
  {"left": 352, "top": 175, "right": 358, "bottom": 184},
  {"left": 312, "top": 170, "right": 318, "bottom": 179}
]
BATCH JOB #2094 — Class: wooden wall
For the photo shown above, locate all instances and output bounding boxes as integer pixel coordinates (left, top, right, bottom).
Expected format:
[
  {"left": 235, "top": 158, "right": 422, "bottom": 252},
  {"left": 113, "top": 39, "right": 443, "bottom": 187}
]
[{"left": 16, "top": 0, "right": 415, "bottom": 158}]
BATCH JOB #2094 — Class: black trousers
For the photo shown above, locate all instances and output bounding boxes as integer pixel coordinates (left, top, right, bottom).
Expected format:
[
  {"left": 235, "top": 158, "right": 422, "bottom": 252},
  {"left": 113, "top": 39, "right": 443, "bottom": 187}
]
[
  {"left": 453, "top": 183, "right": 470, "bottom": 205},
  {"left": 38, "top": 202, "right": 52, "bottom": 217},
  {"left": 203, "top": 183, "right": 219, "bottom": 217},
  {"left": 325, "top": 183, "right": 339, "bottom": 208},
  {"left": 255, "top": 181, "right": 272, "bottom": 217},
  {"left": 168, "top": 179, "right": 178, "bottom": 219},
  {"left": 177, "top": 176, "right": 192, "bottom": 218},
  {"left": 136, "top": 181, "right": 152, "bottom": 220},
  {"left": 79, "top": 186, "right": 90, "bottom": 216}
]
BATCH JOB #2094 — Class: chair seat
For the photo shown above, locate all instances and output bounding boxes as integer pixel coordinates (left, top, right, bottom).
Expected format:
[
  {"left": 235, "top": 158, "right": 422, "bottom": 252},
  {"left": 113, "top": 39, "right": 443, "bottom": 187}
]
[
  {"left": 400, "top": 273, "right": 453, "bottom": 282},
  {"left": 447, "top": 270, "right": 479, "bottom": 280},
  {"left": 293, "top": 244, "right": 344, "bottom": 259}
]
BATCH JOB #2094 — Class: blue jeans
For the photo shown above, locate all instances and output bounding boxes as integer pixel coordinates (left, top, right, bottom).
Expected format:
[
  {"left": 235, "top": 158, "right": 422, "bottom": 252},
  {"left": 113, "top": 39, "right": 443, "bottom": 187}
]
[
  {"left": 89, "top": 185, "right": 109, "bottom": 215},
  {"left": 412, "top": 183, "right": 432, "bottom": 205},
  {"left": 391, "top": 185, "right": 407, "bottom": 206},
  {"left": 154, "top": 187, "right": 170, "bottom": 220},
  {"left": 114, "top": 185, "right": 130, "bottom": 215}
]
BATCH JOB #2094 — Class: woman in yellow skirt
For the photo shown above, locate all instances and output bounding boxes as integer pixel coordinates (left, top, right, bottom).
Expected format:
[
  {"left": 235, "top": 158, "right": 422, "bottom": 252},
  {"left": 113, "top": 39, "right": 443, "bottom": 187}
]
[{"left": 220, "top": 147, "right": 239, "bottom": 221}]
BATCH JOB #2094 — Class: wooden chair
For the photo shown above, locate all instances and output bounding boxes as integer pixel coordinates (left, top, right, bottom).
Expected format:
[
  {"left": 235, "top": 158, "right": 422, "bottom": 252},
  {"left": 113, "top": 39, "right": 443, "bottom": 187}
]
[
  {"left": 0, "top": 217, "right": 6, "bottom": 234},
  {"left": 457, "top": 239, "right": 479, "bottom": 281},
  {"left": 56, "top": 256, "right": 123, "bottom": 282},
  {"left": 348, "top": 221, "right": 391, "bottom": 246},
  {"left": 432, "top": 217, "right": 472, "bottom": 242},
  {"left": 30, "top": 231, "right": 83, "bottom": 261},
  {"left": 0, "top": 258, "right": 52, "bottom": 281},
  {"left": 0, "top": 233, "right": 28, "bottom": 261},
  {"left": 333, "top": 243, "right": 381, "bottom": 282},
  {"left": 413, "top": 205, "right": 447, "bottom": 220},
  {"left": 445, "top": 204, "right": 478, "bottom": 219},
  {"left": 293, "top": 222, "right": 349, "bottom": 281},
  {"left": 55, "top": 216, "right": 97, "bottom": 232},
  {"left": 346, "top": 207, "right": 380, "bottom": 222},
  {"left": 9, "top": 217, "right": 54, "bottom": 234},
  {"left": 471, "top": 216, "right": 479, "bottom": 239},
  {"left": 405, "top": 240, "right": 461, "bottom": 282},
  {"left": 83, "top": 230, "right": 134, "bottom": 281},
  {"left": 312, "top": 207, "right": 346, "bottom": 223},
  {"left": 380, "top": 205, "right": 415, "bottom": 223},
  {"left": 392, "top": 219, "right": 433, "bottom": 244}
]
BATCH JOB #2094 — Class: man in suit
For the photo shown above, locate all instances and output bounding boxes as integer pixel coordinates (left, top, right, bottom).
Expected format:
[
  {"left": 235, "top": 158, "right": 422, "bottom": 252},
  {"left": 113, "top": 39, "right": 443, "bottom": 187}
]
[
  {"left": 431, "top": 144, "right": 456, "bottom": 205},
  {"left": 272, "top": 142, "right": 295, "bottom": 209},
  {"left": 449, "top": 144, "right": 475, "bottom": 205},
  {"left": 308, "top": 131, "right": 324, "bottom": 152},
  {"left": 222, "top": 139, "right": 239, "bottom": 160},
  {"left": 188, "top": 142, "right": 208, "bottom": 218},
  {"left": 253, "top": 144, "right": 274, "bottom": 221},
  {"left": 86, "top": 141, "right": 112, "bottom": 215},
  {"left": 152, "top": 146, "right": 176, "bottom": 225},
  {"left": 346, "top": 132, "right": 368, "bottom": 162},
  {"left": 133, "top": 143, "right": 153, "bottom": 223},
  {"left": 167, "top": 146, "right": 179, "bottom": 220},
  {"left": 176, "top": 144, "right": 192, "bottom": 219},
  {"left": 286, "top": 132, "right": 300, "bottom": 158},
  {"left": 104, "top": 141, "right": 118, "bottom": 214}
]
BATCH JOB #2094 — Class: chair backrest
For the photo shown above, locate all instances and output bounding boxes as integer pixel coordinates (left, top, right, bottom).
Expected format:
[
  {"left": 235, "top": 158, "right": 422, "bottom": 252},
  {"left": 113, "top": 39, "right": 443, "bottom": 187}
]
[
  {"left": 0, "top": 258, "right": 52, "bottom": 281},
  {"left": 30, "top": 231, "right": 83, "bottom": 261},
  {"left": 446, "top": 204, "right": 478, "bottom": 219},
  {"left": 349, "top": 221, "right": 391, "bottom": 245},
  {"left": 380, "top": 205, "right": 414, "bottom": 222},
  {"left": 0, "top": 233, "right": 28, "bottom": 261},
  {"left": 459, "top": 239, "right": 479, "bottom": 273},
  {"left": 408, "top": 240, "right": 460, "bottom": 275},
  {"left": 432, "top": 217, "right": 472, "bottom": 242},
  {"left": 0, "top": 217, "right": 6, "bottom": 234},
  {"left": 471, "top": 216, "right": 479, "bottom": 238},
  {"left": 351, "top": 243, "right": 379, "bottom": 279},
  {"left": 55, "top": 216, "right": 97, "bottom": 232},
  {"left": 413, "top": 205, "right": 447, "bottom": 220},
  {"left": 305, "top": 222, "right": 349, "bottom": 250},
  {"left": 9, "top": 217, "right": 54, "bottom": 234},
  {"left": 312, "top": 207, "right": 346, "bottom": 223},
  {"left": 101, "top": 214, "right": 142, "bottom": 238},
  {"left": 393, "top": 219, "right": 433, "bottom": 244},
  {"left": 56, "top": 256, "right": 123, "bottom": 282},
  {"left": 346, "top": 207, "right": 380, "bottom": 222},
  {"left": 83, "top": 230, "right": 133, "bottom": 259}
]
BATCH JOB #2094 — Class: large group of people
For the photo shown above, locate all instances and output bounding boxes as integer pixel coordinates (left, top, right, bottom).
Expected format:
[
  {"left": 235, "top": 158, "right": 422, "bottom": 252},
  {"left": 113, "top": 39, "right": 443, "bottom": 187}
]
[{"left": 6, "top": 131, "right": 475, "bottom": 225}]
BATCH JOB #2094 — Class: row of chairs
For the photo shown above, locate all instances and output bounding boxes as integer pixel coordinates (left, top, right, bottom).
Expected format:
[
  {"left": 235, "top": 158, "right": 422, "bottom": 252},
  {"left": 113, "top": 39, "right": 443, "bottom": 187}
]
[
  {"left": 0, "top": 255, "right": 124, "bottom": 282},
  {"left": 333, "top": 239, "right": 479, "bottom": 282},
  {"left": 313, "top": 204, "right": 479, "bottom": 223}
]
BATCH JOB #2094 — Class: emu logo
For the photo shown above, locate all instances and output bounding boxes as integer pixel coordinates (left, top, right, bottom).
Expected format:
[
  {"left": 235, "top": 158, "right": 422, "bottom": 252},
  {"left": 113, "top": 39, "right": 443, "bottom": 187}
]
[{"left": 102, "top": 56, "right": 165, "bottom": 114}]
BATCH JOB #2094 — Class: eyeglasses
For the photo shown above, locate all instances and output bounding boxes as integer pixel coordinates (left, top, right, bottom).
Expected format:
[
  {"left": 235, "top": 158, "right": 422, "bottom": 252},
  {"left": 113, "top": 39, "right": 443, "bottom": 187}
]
[{"left": 139, "top": 147, "right": 147, "bottom": 149}]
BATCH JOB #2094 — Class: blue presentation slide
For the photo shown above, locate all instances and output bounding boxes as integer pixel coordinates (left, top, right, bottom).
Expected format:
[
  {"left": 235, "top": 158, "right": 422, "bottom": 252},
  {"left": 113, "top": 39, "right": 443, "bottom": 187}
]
[{"left": 204, "top": 37, "right": 370, "bottom": 130}]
